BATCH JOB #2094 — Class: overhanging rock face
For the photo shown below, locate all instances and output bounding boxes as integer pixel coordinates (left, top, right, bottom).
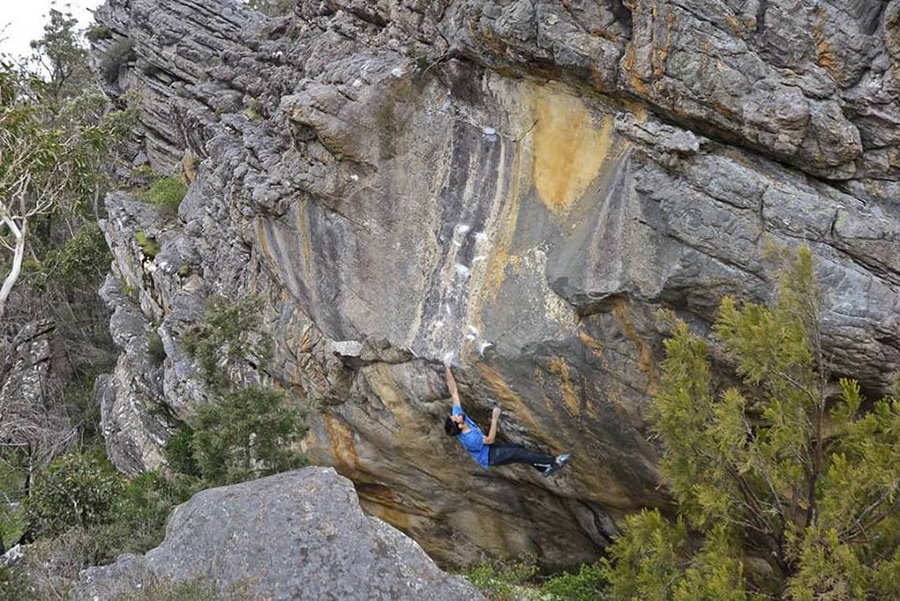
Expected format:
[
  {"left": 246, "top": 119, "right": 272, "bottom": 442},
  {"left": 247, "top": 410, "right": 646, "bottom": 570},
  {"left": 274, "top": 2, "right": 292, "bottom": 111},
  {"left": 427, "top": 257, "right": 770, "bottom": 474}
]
[{"left": 92, "top": 0, "right": 900, "bottom": 567}]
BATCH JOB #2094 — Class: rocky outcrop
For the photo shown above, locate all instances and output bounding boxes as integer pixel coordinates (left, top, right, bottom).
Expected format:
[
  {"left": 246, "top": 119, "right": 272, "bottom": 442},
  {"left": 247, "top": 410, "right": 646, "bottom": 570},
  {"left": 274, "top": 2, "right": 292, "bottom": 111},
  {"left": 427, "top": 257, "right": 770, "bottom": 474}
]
[
  {"left": 91, "top": 0, "right": 900, "bottom": 568},
  {"left": 73, "top": 467, "right": 485, "bottom": 601}
]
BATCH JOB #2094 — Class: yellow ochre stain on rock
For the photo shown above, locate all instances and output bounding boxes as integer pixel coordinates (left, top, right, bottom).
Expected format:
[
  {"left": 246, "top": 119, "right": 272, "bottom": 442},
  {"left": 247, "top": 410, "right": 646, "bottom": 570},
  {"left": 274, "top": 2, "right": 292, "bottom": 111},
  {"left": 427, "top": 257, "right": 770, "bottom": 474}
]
[
  {"left": 322, "top": 414, "right": 362, "bottom": 476},
  {"left": 365, "top": 363, "right": 414, "bottom": 428},
  {"left": 476, "top": 363, "right": 542, "bottom": 435},
  {"left": 547, "top": 357, "right": 580, "bottom": 415},
  {"left": 532, "top": 90, "right": 613, "bottom": 214},
  {"left": 611, "top": 298, "right": 659, "bottom": 394},
  {"left": 361, "top": 499, "right": 412, "bottom": 532},
  {"left": 578, "top": 331, "right": 605, "bottom": 357}
]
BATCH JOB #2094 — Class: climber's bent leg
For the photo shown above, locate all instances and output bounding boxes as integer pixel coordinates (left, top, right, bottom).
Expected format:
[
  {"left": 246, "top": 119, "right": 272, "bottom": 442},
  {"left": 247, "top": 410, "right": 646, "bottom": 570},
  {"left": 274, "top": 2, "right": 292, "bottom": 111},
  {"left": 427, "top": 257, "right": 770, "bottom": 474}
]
[{"left": 487, "top": 443, "right": 555, "bottom": 473}]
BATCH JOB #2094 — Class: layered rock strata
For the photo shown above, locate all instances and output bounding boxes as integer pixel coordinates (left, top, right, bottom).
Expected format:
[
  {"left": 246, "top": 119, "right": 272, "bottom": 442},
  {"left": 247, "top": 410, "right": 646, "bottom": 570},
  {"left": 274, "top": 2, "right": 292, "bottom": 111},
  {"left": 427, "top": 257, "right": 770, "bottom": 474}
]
[{"left": 92, "top": 0, "right": 900, "bottom": 567}]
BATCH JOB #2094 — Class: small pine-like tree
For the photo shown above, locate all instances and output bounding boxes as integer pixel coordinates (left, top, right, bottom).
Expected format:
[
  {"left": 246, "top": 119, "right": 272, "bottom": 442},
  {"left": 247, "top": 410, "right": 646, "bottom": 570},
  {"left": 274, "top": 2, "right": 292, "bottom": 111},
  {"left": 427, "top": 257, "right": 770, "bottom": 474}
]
[
  {"left": 191, "top": 386, "right": 306, "bottom": 485},
  {"left": 604, "top": 247, "right": 900, "bottom": 600}
]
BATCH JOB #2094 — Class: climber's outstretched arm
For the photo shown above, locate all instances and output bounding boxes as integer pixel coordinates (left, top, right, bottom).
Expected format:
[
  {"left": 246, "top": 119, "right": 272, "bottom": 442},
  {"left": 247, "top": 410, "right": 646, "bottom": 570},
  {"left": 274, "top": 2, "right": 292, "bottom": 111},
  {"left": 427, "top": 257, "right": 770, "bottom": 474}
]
[
  {"left": 484, "top": 407, "right": 501, "bottom": 445},
  {"left": 445, "top": 362, "right": 461, "bottom": 408}
]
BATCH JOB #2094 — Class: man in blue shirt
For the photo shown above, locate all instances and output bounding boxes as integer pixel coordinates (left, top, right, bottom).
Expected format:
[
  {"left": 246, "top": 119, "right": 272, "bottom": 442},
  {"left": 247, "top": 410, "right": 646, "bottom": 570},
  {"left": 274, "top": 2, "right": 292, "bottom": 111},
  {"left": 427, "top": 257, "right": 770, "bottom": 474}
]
[{"left": 443, "top": 362, "right": 570, "bottom": 476}]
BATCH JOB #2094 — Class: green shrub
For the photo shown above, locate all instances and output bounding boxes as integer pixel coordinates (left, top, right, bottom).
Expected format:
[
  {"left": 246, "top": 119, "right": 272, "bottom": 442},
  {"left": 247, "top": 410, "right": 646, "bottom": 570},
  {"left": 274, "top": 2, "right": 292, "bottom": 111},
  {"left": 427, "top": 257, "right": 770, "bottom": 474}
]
[
  {"left": 101, "top": 38, "right": 135, "bottom": 84},
  {"left": 25, "top": 452, "right": 123, "bottom": 538},
  {"left": 0, "top": 458, "right": 26, "bottom": 553},
  {"left": 181, "top": 296, "right": 273, "bottom": 391},
  {"left": 0, "top": 502, "right": 25, "bottom": 556},
  {"left": 463, "top": 557, "right": 539, "bottom": 601},
  {"left": 59, "top": 222, "right": 112, "bottom": 285},
  {"left": 100, "top": 471, "right": 197, "bottom": 557},
  {"left": 602, "top": 247, "right": 900, "bottom": 599},
  {"left": 191, "top": 386, "right": 306, "bottom": 486},
  {"left": 85, "top": 24, "right": 112, "bottom": 42},
  {"left": 164, "top": 423, "right": 202, "bottom": 478},
  {"left": 0, "top": 565, "right": 36, "bottom": 601},
  {"left": 135, "top": 230, "right": 160, "bottom": 259},
  {"left": 541, "top": 563, "right": 610, "bottom": 601},
  {"left": 19, "top": 527, "right": 109, "bottom": 597},
  {"left": 141, "top": 176, "right": 187, "bottom": 213}
]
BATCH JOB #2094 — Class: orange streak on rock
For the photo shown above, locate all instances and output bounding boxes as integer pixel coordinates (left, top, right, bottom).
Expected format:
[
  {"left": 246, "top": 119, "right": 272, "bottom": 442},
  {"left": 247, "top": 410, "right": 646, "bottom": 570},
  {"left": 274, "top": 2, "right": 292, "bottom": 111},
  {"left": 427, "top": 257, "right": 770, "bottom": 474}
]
[
  {"left": 322, "top": 413, "right": 362, "bottom": 477},
  {"left": 611, "top": 298, "right": 659, "bottom": 395},
  {"left": 547, "top": 357, "right": 581, "bottom": 415},
  {"left": 476, "top": 363, "right": 542, "bottom": 435}
]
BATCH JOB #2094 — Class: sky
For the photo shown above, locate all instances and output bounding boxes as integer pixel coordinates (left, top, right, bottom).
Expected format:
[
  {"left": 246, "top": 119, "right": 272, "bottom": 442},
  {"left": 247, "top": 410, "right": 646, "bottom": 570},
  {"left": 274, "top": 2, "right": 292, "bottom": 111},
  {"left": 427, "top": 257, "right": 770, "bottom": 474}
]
[{"left": 0, "top": 0, "right": 104, "bottom": 59}]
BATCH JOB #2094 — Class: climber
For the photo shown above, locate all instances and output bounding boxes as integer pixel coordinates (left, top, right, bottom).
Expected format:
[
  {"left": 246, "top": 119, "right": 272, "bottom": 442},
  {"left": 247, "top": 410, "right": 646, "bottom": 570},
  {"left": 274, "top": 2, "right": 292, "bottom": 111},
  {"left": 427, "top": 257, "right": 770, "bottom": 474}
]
[{"left": 443, "top": 361, "right": 570, "bottom": 476}]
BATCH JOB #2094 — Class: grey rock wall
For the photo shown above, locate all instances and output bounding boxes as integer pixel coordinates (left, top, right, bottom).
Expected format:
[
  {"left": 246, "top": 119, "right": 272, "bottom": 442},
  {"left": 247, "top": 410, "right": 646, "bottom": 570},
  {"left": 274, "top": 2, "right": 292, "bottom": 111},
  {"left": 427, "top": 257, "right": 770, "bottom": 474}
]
[{"left": 92, "top": 0, "right": 899, "bottom": 568}]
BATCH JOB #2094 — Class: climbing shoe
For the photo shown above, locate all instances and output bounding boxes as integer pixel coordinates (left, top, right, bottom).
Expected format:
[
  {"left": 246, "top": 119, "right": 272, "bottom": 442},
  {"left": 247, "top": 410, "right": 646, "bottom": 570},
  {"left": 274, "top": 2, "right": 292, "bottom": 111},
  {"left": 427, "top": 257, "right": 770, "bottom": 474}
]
[{"left": 541, "top": 453, "right": 571, "bottom": 477}]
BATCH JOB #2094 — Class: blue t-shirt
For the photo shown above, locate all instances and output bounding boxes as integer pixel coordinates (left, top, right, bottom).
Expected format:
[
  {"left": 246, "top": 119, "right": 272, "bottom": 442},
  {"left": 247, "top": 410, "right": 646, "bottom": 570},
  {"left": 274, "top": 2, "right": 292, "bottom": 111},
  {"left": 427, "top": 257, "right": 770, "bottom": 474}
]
[{"left": 452, "top": 406, "right": 490, "bottom": 469}]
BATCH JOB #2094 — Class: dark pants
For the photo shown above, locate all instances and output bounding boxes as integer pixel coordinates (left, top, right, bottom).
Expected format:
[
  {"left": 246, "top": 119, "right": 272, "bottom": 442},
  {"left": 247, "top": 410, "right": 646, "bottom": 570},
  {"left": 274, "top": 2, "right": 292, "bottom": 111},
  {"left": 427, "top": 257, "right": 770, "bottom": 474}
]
[{"left": 487, "top": 443, "right": 555, "bottom": 472}]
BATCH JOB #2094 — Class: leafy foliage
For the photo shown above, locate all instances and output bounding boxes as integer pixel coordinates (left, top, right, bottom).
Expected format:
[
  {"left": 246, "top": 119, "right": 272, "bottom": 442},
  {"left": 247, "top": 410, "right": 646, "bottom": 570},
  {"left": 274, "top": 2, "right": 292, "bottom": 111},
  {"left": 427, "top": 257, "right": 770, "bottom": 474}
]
[
  {"left": 101, "top": 471, "right": 199, "bottom": 557},
  {"left": 181, "top": 296, "right": 273, "bottom": 391},
  {"left": 135, "top": 229, "right": 159, "bottom": 259},
  {"left": 540, "top": 563, "right": 611, "bottom": 601},
  {"left": 138, "top": 175, "right": 187, "bottom": 218},
  {"left": 25, "top": 451, "right": 122, "bottom": 539},
  {"left": 464, "top": 557, "right": 611, "bottom": 601},
  {"left": 191, "top": 386, "right": 306, "bottom": 485},
  {"left": 164, "top": 424, "right": 201, "bottom": 478},
  {"left": 175, "top": 296, "right": 306, "bottom": 485},
  {"left": 100, "top": 38, "right": 135, "bottom": 84},
  {"left": 464, "top": 557, "right": 540, "bottom": 601},
  {"left": 603, "top": 247, "right": 900, "bottom": 600}
]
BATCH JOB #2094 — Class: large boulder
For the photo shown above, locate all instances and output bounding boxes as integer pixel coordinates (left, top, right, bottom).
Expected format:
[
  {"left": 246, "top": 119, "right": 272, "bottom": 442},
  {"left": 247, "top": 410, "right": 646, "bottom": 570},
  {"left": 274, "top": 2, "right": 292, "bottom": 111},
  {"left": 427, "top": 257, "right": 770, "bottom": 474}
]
[{"left": 73, "top": 467, "right": 485, "bottom": 601}]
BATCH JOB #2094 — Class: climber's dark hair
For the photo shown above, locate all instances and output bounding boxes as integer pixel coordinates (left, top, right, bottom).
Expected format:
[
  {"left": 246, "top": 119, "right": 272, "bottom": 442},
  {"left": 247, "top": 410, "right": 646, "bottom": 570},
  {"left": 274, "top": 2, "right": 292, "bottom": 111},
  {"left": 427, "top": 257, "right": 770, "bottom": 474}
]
[{"left": 444, "top": 415, "right": 461, "bottom": 436}]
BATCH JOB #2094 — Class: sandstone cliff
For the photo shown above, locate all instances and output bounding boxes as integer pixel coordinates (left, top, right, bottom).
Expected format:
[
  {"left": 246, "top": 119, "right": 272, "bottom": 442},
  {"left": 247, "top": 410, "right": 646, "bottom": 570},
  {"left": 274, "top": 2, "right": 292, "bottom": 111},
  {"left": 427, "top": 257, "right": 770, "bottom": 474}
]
[{"left": 91, "top": 0, "right": 900, "bottom": 567}]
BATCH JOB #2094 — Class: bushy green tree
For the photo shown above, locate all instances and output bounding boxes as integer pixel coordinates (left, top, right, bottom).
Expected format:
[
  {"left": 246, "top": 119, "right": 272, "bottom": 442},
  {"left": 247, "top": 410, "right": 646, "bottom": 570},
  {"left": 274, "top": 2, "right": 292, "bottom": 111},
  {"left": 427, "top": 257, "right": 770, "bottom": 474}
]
[
  {"left": 176, "top": 296, "right": 306, "bottom": 485},
  {"left": 181, "top": 296, "right": 274, "bottom": 390},
  {"left": 192, "top": 386, "right": 306, "bottom": 485},
  {"left": 24, "top": 451, "right": 122, "bottom": 538},
  {"left": 603, "top": 247, "right": 900, "bottom": 600}
]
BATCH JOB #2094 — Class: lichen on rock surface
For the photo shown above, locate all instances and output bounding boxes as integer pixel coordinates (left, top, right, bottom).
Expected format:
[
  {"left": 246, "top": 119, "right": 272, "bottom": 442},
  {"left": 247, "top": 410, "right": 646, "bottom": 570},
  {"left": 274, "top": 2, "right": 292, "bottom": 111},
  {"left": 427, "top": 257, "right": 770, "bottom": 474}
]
[{"left": 91, "top": 0, "right": 900, "bottom": 569}]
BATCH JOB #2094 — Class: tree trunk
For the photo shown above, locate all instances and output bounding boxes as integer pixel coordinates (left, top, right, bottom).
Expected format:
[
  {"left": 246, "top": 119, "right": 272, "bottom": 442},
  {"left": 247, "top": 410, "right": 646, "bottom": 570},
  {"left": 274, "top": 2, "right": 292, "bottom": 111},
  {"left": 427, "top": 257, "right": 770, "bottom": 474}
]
[{"left": 0, "top": 217, "right": 26, "bottom": 316}]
